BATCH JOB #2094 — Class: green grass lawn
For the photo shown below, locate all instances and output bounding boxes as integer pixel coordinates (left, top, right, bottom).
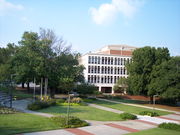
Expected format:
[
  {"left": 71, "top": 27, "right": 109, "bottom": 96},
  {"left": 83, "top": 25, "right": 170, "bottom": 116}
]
[
  {"left": 38, "top": 105, "right": 123, "bottom": 121},
  {"left": 89, "top": 100, "right": 170, "bottom": 115},
  {"left": 0, "top": 113, "right": 61, "bottom": 135},
  {"left": 127, "top": 128, "right": 180, "bottom": 135}
]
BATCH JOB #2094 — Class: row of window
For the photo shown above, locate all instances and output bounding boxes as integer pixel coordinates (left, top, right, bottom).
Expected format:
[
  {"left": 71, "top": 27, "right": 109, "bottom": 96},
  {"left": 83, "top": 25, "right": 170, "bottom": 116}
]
[
  {"left": 88, "top": 75, "right": 125, "bottom": 84},
  {"left": 88, "top": 56, "right": 131, "bottom": 65},
  {"left": 88, "top": 66, "right": 127, "bottom": 75}
]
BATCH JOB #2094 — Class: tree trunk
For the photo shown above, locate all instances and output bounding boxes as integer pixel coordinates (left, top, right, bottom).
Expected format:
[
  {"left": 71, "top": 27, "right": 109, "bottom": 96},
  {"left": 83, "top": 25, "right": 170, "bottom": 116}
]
[
  {"left": 22, "top": 83, "right": 25, "bottom": 88},
  {"left": 44, "top": 78, "right": 48, "bottom": 96},
  {"left": 150, "top": 96, "right": 153, "bottom": 104},
  {"left": 27, "top": 82, "right": 30, "bottom": 93}
]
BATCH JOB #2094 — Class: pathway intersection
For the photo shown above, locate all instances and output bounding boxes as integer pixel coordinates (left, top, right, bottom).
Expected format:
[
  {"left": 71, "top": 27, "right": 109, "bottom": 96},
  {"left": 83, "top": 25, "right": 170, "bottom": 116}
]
[{"left": 11, "top": 99, "right": 180, "bottom": 135}]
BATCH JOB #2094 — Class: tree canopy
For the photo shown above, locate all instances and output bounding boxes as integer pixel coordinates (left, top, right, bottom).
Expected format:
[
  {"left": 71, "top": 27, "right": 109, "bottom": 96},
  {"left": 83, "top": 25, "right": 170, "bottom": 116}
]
[
  {"left": 126, "top": 46, "right": 180, "bottom": 101},
  {"left": 1, "top": 28, "right": 84, "bottom": 95}
]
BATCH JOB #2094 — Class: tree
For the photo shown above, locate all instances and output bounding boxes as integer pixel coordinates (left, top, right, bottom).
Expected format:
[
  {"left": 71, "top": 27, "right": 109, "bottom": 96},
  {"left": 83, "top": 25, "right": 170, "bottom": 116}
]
[
  {"left": 126, "top": 46, "right": 170, "bottom": 98},
  {"left": 10, "top": 28, "right": 84, "bottom": 96},
  {"left": 76, "top": 83, "right": 98, "bottom": 95},
  {"left": 148, "top": 56, "right": 180, "bottom": 101},
  {"left": 113, "top": 77, "right": 127, "bottom": 94},
  {"left": 0, "top": 43, "right": 18, "bottom": 82}
]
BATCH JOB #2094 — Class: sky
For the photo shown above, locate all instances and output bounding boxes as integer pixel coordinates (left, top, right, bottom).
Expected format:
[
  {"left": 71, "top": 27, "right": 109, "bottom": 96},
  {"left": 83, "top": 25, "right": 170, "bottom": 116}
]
[{"left": 0, "top": 0, "right": 180, "bottom": 56}]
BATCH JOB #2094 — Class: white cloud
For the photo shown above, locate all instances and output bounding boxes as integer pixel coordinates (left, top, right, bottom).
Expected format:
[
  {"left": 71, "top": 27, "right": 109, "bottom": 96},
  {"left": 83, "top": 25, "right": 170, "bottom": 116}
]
[
  {"left": 0, "top": 0, "right": 24, "bottom": 16},
  {"left": 89, "top": 0, "right": 144, "bottom": 25}
]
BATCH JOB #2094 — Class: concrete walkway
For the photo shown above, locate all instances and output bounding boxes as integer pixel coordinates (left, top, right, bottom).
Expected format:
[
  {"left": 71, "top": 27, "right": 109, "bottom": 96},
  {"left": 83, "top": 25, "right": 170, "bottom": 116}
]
[{"left": 97, "top": 98, "right": 180, "bottom": 114}]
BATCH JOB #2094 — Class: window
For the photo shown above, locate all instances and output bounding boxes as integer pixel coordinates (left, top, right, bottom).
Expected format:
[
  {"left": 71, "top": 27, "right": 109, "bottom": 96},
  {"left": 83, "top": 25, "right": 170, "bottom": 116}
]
[
  {"left": 92, "top": 56, "right": 94, "bottom": 64},
  {"left": 108, "top": 57, "right": 110, "bottom": 65},
  {"left": 105, "top": 66, "right": 107, "bottom": 74},
  {"left": 101, "top": 76, "right": 104, "bottom": 83},
  {"left": 98, "top": 66, "right": 100, "bottom": 73},
  {"left": 121, "top": 58, "right": 123, "bottom": 65},
  {"left": 118, "top": 67, "right": 120, "bottom": 74},
  {"left": 107, "top": 76, "right": 110, "bottom": 83},
  {"left": 115, "top": 58, "right": 117, "bottom": 65},
  {"left": 124, "top": 58, "right": 126, "bottom": 65},
  {"left": 105, "top": 57, "right": 107, "bottom": 64},
  {"left": 111, "top": 67, "right": 113, "bottom": 74},
  {"left": 123, "top": 68, "right": 126, "bottom": 75},
  {"left": 114, "top": 67, "right": 117, "bottom": 74},
  {"left": 108, "top": 67, "right": 110, "bottom": 74},
  {"left": 97, "top": 76, "right": 100, "bottom": 83},
  {"left": 111, "top": 57, "right": 113, "bottom": 65},
  {"left": 102, "top": 57, "right": 104, "bottom": 64},
  {"left": 88, "top": 56, "right": 91, "bottom": 64},
  {"left": 94, "top": 66, "right": 97, "bottom": 73},
  {"left": 91, "top": 75, "right": 93, "bottom": 83},
  {"left": 120, "top": 67, "right": 123, "bottom": 75},
  {"left": 114, "top": 76, "right": 117, "bottom": 83},
  {"left": 104, "top": 76, "right": 107, "bottom": 83},
  {"left": 88, "top": 66, "right": 90, "bottom": 73},
  {"left": 91, "top": 66, "right": 94, "bottom": 73},
  {"left": 101, "top": 66, "right": 104, "bottom": 74},
  {"left": 110, "top": 76, "right": 113, "bottom": 83},
  {"left": 98, "top": 57, "right": 100, "bottom": 64},
  {"left": 118, "top": 58, "right": 120, "bottom": 65},
  {"left": 88, "top": 75, "right": 90, "bottom": 83},
  {"left": 95, "top": 56, "right": 97, "bottom": 64}
]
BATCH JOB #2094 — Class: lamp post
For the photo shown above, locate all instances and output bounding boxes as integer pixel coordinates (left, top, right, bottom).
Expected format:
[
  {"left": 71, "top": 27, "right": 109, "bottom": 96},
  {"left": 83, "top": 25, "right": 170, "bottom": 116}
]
[
  {"left": 66, "top": 92, "right": 74, "bottom": 127},
  {"left": 10, "top": 74, "right": 16, "bottom": 108}
]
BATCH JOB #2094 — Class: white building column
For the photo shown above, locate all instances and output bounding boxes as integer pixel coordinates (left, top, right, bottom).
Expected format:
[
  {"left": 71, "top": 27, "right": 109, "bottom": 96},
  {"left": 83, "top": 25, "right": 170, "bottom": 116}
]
[{"left": 111, "top": 87, "right": 114, "bottom": 94}]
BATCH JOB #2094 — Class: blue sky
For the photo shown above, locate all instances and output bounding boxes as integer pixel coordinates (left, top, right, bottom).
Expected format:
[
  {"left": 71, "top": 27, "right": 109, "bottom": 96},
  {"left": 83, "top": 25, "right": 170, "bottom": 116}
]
[{"left": 0, "top": 0, "right": 180, "bottom": 56}]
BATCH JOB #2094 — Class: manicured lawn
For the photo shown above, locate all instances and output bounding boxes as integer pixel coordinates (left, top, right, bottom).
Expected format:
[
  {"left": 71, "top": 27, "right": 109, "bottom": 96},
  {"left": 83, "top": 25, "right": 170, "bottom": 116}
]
[
  {"left": 38, "top": 105, "right": 123, "bottom": 121},
  {"left": 0, "top": 113, "right": 61, "bottom": 135},
  {"left": 127, "top": 128, "right": 180, "bottom": 135},
  {"left": 89, "top": 100, "right": 170, "bottom": 115}
]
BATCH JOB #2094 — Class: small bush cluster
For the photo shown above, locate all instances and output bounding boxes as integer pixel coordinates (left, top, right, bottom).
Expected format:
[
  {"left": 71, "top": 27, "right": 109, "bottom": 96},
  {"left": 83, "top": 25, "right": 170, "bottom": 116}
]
[
  {"left": 56, "top": 98, "right": 65, "bottom": 104},
  {"left": 139, "top": 111, "right": 159, "bottom": 117},
  {"left": 66, "top": 97, "right": 82, "bottom": 103},
  {"left": 0, "top": 106, "right": 18, "bottom": 114},
  {"left": 119, "top": 112, "right": 137, "bottom": 120},
  {"left": 51, "top": 116, "right": 89, "bottom": 128},
  {"left": 159, "top": 123, "right": 180, "bottom": 131},
  {"left": 27, "top": 99, "right": 56, "bottom": 110}
]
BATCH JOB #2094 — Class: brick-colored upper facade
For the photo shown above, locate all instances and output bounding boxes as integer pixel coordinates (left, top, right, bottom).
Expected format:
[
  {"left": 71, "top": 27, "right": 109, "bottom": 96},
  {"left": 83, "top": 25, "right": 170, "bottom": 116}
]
[{"left": 95, "top": 45, "right": 137, "bottom": 56}]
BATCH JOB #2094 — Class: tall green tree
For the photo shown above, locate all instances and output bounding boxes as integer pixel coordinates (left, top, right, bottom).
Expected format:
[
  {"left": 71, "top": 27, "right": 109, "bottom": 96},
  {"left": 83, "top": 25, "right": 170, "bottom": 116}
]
[
  {"left": 126, "top": 46, "right": 170, "bottom": 97},
  {"left": 148, "top": 56, "right": 180, "bottom": 100}
]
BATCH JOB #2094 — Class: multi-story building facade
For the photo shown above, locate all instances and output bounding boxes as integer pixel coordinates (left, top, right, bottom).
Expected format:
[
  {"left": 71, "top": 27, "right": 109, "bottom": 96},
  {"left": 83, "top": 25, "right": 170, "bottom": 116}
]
[{"left": 79, "top": 45, "right": 137, "bottom": 94}]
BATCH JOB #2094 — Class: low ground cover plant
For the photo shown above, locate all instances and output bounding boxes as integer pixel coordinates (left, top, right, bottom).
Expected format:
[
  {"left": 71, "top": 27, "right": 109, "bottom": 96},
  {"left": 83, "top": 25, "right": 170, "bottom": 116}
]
[
  {"left": 119, "top": 112, "right": 137, "bottom": 120},
  {"left": 0, "top": 106, "right": 19, "bottom": 114},
  {"left": 51, "top": 115, "right": 89, "bottom": 128},
  {"left": 159, "top": 122, "right": 180, "bottom": 131},
  {"left": 139, "top": 111, "right": 159, "bottom": 117}
]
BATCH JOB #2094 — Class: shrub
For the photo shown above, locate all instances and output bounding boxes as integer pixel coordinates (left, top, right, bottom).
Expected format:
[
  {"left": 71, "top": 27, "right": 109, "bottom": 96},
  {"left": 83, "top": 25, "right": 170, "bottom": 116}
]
[
  {"left": 159, "top": 123, "right": 180, "bottom": 131},
  {"left": 51, "top": 116, "right": 89, "bottom": 128},
  {"left": 0, "top": 106, "right": 18, "bottom": 114},
  {"left": 27, "top": 101, "right": 49, "bottom": 110},
  {"left": 47, "top": 99, "right": 56, "bottom": 106},
  {"left": 119, "top": 112, "right": 137, "bottom": 120},
  {"left": 56, "top": 98, "right": 65, "bottom": 104},
  {"left": 139, "top": 111, "right": 159, "bottom": 117},
  {"left": 65, "top": 97, "right": 83, "bottom": 104}
]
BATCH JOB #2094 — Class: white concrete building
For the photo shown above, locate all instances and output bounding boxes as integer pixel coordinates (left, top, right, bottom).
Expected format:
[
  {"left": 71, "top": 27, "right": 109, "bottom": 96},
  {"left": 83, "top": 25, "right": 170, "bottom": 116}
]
[{"left": 79, "top": 45, "right": 137, "bottom": 94}]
